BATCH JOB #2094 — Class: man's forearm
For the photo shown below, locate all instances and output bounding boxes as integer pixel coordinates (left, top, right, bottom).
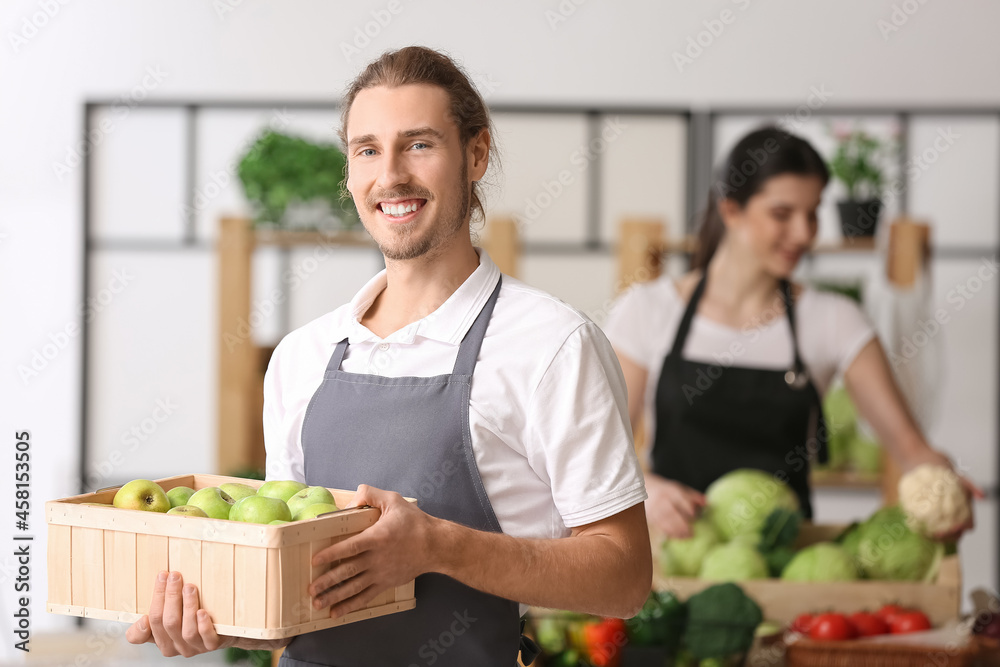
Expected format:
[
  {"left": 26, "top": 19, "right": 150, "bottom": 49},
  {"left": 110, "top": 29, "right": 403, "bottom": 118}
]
[{"left": 429, "top": 507, "right": 651, "bottom": 618}]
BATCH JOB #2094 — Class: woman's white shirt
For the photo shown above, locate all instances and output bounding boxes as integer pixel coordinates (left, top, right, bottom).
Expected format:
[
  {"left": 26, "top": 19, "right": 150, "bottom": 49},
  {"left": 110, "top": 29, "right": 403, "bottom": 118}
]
[{"left": 602, "top": 275, "right": 876, "bottom": 454}]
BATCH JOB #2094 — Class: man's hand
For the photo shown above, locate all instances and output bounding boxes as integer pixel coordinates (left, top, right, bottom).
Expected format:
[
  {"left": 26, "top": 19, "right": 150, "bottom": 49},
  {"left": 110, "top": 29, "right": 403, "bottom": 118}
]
[
  {"left": 126, "top": 570, "right": 290, "bottom": 656},
  {"left": 309, "top": 484, "right": 435, "bottom": 619}
]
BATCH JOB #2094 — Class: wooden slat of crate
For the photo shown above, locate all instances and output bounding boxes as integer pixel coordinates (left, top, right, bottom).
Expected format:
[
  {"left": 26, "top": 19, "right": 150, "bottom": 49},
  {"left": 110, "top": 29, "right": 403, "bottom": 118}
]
[
  {"left": 201, "top": 542, "right": 234, "bottom": 625},
  {"left": 136, "top": 534, "right": 168, "bottom": 614},
  {"left": 168, "top": 537, "right": 202, "bottom": 592},
  {"left": 104, "top": 531, "right": 137, "bottom": 614},
  {"left": 234, "top": 544, "right": 267, "bottom": 629},
  {"left": 309, "top": 536, "right": 334, "bottom": 622},
  {"left": 47, "top": 524, "right": 72, "bottom": 606},
  {"left": 71, "top": 527, "right": 104, "bottom": 608},
  {"left": 266, "top": 548, "right": 280, "bottom": 629},
  {"left": 280, "top": 542, "right": 311, "bottom": 627}
]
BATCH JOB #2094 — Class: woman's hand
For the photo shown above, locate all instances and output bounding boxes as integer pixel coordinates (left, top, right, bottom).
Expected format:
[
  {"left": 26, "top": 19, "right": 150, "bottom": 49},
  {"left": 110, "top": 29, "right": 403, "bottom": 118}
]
[
  {"left": 902, "top": 447, "right": 984, "bottom": 541},
  {"left": 126, "top": 570, "right": 291, "bottom": 656},
  {"left": 643, "top": 472, "right": 707, "bottom": 539}
]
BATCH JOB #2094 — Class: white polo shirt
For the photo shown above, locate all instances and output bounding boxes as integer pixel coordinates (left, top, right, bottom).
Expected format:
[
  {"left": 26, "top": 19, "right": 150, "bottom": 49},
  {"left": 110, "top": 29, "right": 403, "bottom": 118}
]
[{"left": 263, "top": 249, "right": 647, "bottom": 541}]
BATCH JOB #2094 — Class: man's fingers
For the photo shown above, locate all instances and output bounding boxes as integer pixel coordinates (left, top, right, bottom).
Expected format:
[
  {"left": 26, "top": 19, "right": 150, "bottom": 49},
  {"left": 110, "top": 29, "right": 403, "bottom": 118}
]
[
  {"left": 347, "top": 483, "right": 383, "bottom": 508},
  {"left": 125, "top": 615, "right": 153, "bottom": 645},
  {"left": 181, "top": 584, "right": 208, "bottom": 653},
  {"left": 198, "top": 609, "right": 227, "bottom": 652},
  {"left": 147, "top": 571, "right": 178, "bottom": 657},
  {"left": 329, "top": 584, "right": 379, "bottom": 621},
  {"left": 162, "top": 572, "right": 196, "bottom": 657},
  {"left": 312, "top": 532, "right": 368, "bottom": 568}
]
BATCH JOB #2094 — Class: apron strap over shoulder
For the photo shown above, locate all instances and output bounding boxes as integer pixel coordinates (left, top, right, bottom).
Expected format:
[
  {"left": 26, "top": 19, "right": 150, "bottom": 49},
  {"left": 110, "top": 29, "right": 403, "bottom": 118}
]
[
  {"left": 668, "top": 273, "right": 709, "bottom": 358},
  {"left": 325, "top": 338, "right": 350, "bottom": 373},
  {"left": 452, "top": 276, "right": 502, "bottom": 376}
]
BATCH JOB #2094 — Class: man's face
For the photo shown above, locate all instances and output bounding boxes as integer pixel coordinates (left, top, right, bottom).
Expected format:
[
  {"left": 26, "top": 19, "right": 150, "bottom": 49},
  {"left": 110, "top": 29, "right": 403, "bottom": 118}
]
[{"left": 344, "top": 84, "right": 484, "bottom": 261}]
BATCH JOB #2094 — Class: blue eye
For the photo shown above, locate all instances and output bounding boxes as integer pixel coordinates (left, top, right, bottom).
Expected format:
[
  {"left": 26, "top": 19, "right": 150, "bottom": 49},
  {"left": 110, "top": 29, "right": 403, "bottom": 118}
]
[
  {"left": 411, "top": 142, "right": 428, "bottom": 150},
  {"left": 360, "top": 148, "right": 376, "bottom": 157}
]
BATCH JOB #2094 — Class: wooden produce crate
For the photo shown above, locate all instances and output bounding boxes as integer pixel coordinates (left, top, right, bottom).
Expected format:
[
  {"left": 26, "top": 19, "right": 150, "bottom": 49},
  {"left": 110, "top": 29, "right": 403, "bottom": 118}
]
[
  {"left": 46, "top": 474, "right": 416, "bottom": 639},
  {"left": 652, "top": 524, "right": 961, "bottom": 626}
]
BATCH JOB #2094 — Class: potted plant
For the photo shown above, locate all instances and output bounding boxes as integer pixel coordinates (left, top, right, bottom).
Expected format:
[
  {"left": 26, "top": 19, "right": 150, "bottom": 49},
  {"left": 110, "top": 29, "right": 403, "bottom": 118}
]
[
  {"left": 827, "top": 126, "right": 894, "bottom": 239},
  {"left": 237, "top": 130, "right": 358, "bottom": 230}
]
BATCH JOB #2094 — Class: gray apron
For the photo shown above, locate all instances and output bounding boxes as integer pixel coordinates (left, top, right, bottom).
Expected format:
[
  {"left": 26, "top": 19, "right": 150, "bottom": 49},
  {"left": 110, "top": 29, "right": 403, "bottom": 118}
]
[{"left": 280, "top": 277, "right": 534, "bottom": 667}]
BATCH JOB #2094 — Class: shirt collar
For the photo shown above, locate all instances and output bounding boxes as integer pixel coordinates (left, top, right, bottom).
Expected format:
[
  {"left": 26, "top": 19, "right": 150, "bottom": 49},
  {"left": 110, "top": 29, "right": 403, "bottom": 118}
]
[{"left": 342, "top": 248, "right": 501, "bottom": 346}]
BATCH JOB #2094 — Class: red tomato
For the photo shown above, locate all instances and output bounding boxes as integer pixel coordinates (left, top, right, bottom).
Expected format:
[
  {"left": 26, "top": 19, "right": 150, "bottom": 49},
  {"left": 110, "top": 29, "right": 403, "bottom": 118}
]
[
  {"left": 849, "top": 612, "right": 890, "bottom": 637},
  {"left": 809, "top": 613, "right": 857, "bottom": 641},
  {"left": 790, "top": 613, "right": 815, "bottom": 634},
  {"left": 876, "top": 604, "right": 909, "bottom": 624},
  {"left": 890, "top": 611, "right": 932, "bottom": 635},
  {"left": 583, "top": 618, "right": 627, "bottom": 667}
]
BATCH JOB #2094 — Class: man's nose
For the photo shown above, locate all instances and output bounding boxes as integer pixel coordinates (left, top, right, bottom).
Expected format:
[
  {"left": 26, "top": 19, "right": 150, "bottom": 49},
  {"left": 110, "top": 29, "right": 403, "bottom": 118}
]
[{"left": 375, "top": 151, "right": 409, "bottom": 190}]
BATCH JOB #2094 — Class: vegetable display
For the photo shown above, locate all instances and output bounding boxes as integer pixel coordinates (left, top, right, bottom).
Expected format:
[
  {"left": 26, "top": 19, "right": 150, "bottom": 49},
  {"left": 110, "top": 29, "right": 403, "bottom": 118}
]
[{"left": 529, "top": 585, "right": 764, "bottom": 666}]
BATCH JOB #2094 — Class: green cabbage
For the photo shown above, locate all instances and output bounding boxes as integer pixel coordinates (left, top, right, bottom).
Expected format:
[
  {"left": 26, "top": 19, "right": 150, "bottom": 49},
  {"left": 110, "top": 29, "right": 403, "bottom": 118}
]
[
  {"left": 854, "top": 506, "right": 943, "bottom": 581},
  {"left": 705, "top": 469, "right": 800, "bottom": 540},
  {"left": 699, "top": 541, "right": 769, "bottom": 581},
  {"left": 781, "top": 542, "right": 859, "bottom": 581},
  {"left": 661, "top": 517, "right": 721, "bottom": 577}
]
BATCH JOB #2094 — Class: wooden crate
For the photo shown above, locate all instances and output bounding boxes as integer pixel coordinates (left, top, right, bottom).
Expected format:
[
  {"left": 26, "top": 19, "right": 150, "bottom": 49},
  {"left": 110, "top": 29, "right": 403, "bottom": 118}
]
[
  {"left": 652, "top": 524, "right": 961, "bottom": 626},
  {"left": 46, "top": 473, "right": 416, "bottom": 639}
]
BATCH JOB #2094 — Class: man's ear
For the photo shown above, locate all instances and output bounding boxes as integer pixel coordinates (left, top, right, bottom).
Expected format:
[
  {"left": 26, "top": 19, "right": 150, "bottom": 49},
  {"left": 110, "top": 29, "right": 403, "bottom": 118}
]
[{"left": 468, "top": 128, "right": 490, "bottom": 182}]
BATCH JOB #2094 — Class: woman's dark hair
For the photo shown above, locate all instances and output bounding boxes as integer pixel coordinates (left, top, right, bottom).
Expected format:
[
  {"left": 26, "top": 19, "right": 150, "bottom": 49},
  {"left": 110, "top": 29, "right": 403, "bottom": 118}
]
[{"left": 692, "top": 126, "right": 830, "bottom": 270}]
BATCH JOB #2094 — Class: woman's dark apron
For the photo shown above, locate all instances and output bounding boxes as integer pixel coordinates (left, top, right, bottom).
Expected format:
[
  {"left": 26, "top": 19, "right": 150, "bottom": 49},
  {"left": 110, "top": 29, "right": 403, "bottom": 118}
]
[{"left": 651, "top": 274, "right": 828, "bottom": 518}]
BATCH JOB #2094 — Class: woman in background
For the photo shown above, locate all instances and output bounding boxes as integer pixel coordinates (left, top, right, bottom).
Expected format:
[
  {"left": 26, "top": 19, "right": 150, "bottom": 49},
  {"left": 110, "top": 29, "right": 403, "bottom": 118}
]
[{"left": 603, "top": 126, "right": 980, "bottom": 538}]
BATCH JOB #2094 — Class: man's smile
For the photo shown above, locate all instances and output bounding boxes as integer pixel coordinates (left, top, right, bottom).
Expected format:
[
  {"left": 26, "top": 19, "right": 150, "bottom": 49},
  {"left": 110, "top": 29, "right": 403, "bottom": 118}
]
[{"left": 378, "top": 198, "right": 427, "bottom": 223}]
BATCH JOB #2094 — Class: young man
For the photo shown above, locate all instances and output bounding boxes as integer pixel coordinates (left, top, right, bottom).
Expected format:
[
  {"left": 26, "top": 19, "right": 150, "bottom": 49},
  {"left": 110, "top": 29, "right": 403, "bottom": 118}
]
[{"left": 128, "top": 46, "right": 650, "bottom": 665}]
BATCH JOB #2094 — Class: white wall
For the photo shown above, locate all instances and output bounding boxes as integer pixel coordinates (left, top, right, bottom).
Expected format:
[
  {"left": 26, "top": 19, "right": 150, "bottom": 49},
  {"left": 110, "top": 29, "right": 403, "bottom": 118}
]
[{"left": 3, "top": 0, "right": 999, "bottom": 644}]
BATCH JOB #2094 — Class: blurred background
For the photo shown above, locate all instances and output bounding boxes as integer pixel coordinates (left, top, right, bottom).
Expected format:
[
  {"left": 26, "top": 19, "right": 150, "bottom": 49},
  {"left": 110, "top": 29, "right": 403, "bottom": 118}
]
[{"left": 2, "top": 0, "right": 998, "bottom": 663}]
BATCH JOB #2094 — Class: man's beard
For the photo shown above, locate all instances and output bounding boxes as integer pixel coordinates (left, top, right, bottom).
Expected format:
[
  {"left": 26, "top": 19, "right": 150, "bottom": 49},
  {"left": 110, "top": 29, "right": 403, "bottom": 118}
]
[{"left": 361, "top": 156, "right": 471, "bottom": 262}]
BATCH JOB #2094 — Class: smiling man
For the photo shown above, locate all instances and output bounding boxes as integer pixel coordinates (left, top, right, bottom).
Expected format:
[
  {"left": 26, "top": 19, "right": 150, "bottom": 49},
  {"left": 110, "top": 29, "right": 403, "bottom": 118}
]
[{"left": 127, "top": 46, "right": 650, "bottom": 666}]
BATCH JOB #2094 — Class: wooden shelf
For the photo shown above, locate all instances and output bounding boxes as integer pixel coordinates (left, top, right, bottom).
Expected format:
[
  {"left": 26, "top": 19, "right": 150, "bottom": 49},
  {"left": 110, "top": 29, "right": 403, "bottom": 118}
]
[
  {"left": 810, "top": 469, "right": 883, "bottom": 489},
  {"left": 651, "top": 235, "right": 877, "bottom": 258},
  {"left": 253, "top": 227, "right": 375, "bottom": 249}
]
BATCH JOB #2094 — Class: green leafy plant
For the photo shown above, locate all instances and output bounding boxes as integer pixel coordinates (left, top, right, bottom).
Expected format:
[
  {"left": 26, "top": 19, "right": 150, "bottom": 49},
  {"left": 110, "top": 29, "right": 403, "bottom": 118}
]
[
  {"left": 223, "top": 646, "right": 271, "bottom": 667},
  {"left": 827, "top": 127, "right": 893, "bottom": 201},
  {"left": 237, "top": 130, "right": 357, "bottom": 229}
]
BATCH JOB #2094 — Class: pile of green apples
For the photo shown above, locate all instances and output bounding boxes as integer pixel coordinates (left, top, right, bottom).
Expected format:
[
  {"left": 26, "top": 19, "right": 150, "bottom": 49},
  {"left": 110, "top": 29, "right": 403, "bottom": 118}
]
[{"left": 95, "top": 479, "right": 340, "bottom": 525}]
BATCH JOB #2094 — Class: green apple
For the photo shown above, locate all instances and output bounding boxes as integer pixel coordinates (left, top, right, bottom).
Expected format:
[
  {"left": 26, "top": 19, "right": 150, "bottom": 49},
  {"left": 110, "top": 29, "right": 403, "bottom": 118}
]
[
  {"left": 229, "top": 495, "right": 292, "bottom": 524},
  {"left": 113, "top": 479, "right": 171, "bottom": 513},
  {"left": 268, "top": 519, "right": 290, "bottom": 526},
  {"left": 165, "top": 486, "right": 195, "bottom": 508},
  {"left": 219, "top": 483, "right": 257, "bottom": 503},
  {"left": 256, "top": 480, "right": 307, "bottom": 504},
  {"left": 292, "top": 503, "right": 340, "bottom": 522},
  {"left": 287, "top": 486, "right": 337, "bottom": 518},
  {"left": 167, "top": 505, "right": 208, "bottom": 518},
  {"left": 187, "top": 487, "right": 235, "bottom": 520}
]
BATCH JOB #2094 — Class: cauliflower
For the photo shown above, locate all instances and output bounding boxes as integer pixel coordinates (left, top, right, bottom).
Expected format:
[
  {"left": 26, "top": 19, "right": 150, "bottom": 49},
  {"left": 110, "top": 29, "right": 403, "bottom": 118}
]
[{"left": 898, "top": 464, "right": 971, "bottom": 537}]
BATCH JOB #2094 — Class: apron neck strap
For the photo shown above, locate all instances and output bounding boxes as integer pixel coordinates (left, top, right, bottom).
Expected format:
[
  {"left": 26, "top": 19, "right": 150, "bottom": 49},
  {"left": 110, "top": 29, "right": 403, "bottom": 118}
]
[
  {"left": 670, "top": 274, "right": 805, "bottom": 373},
  {"left": 779, "top": 279, "right": 806, "bottom": 373},
  {"left": 326, "top": 338, "right": 349, "bottom": 372},
  {"left": 452, "top": 275, "right": 503, "bottom": 376},
  {"left": 669, "top": 272, "right": 708, "bottom": 358}
]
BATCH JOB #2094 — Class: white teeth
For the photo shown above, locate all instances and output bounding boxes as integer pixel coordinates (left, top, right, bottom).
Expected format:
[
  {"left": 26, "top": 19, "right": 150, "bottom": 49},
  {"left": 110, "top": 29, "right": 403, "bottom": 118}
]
[{"left": 381, "top": 202, "right": 419, "bottom": 217}]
